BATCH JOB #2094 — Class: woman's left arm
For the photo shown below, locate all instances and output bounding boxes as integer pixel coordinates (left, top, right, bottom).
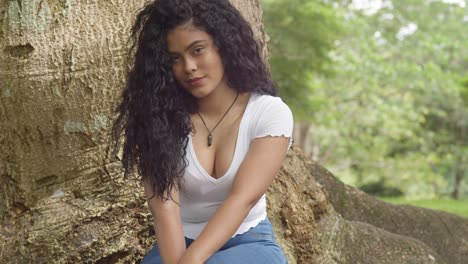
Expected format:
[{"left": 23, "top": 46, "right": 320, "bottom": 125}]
[{"left": 178, "top": 136, "right": 290, "bottom": 264}]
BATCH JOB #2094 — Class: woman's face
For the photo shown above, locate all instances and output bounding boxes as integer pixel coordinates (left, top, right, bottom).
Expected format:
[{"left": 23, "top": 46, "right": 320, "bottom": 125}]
[{"left": 167, "top": 23, "right": 226, "bottom": 98}]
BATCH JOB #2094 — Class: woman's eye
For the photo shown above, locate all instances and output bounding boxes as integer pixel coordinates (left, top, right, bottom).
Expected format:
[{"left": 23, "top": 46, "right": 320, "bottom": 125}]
[
  {"left": 193, "top": 47, "right": 204, "bottom": 54},
  {"left": 171, "top": 56, "right": 180, "bottom": 63}
]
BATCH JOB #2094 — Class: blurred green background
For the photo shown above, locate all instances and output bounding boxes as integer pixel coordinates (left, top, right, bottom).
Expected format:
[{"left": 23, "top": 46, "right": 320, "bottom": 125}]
[{"left": 262, "top": 0, "right": 467, "bottom": 217}]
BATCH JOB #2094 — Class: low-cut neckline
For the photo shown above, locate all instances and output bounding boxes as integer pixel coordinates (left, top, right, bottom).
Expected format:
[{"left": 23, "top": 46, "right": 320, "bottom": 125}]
[{"left": 188, "top": 93, "right": 254, "bottom": 183}]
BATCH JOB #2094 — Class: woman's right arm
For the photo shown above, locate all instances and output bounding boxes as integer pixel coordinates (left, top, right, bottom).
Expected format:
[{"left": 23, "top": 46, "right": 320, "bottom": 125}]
[{"left": 143, "top": 181, "right": 186, "bottom": 264}]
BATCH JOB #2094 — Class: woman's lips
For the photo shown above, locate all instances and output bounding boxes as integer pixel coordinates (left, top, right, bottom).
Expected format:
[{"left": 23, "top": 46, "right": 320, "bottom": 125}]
[{"left": 187, "top": 77, "right": 205, "bottom": 86}]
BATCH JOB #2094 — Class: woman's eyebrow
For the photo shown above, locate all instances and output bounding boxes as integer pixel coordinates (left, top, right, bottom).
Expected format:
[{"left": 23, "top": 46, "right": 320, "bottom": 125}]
[
  {"left": 185, "top": 40, "right": 208, "bottom": 51},
  {"left": 169, "top": 40, "right": 208, "bottom": 55}
]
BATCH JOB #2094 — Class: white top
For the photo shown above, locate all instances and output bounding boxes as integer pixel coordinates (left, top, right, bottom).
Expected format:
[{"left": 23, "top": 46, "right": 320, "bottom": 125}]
[{"left": 180, "top": 93, "right": 294, "bottom": 239}]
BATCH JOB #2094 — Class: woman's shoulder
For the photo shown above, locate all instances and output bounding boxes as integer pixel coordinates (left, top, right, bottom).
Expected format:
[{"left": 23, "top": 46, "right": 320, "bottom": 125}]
[
  {"left": 250, "top": 93, "right": 289, "bottom": 109},
  {"left": 247, "top": 93, "right": 294, "bottom": 142},
  {"left": 247, "top": 93, "right": 293, "bottom": 124}
]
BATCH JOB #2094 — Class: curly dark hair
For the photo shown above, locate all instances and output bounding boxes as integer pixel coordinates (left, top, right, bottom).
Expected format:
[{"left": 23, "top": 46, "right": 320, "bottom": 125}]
[{"left": 112, "top": 0, "right": 277, "bottom": 200}]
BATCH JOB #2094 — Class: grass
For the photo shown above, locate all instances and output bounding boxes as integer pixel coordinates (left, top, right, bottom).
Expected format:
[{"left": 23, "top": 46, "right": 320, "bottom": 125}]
[{"left": 378, "top": 197, "right": 468, "bottom": 218}]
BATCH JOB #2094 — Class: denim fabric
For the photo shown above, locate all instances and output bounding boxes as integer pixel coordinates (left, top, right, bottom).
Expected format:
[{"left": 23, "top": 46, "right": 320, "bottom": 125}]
[{"left": 141, "top": 218, "right": 287, "bottom": 264}]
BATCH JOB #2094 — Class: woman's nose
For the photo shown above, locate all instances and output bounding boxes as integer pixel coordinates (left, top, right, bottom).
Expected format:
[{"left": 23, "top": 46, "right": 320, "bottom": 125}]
[{"left": 184, "top": 57, "right": 197, "bottom": 73}]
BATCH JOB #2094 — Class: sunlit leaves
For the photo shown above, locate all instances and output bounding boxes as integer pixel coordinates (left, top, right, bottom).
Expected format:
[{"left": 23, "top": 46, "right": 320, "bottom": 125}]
[{"left": 264, "top": 0, "right": 467, "bottom": 197}]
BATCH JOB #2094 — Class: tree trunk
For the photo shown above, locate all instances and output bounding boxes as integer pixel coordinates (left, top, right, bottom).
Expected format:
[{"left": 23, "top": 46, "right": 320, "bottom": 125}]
[
  {"left": 1, "top": 1, "right": 467, "bottom": 264},
  {"left": 310, "top": 150, "right": 468, "bottom": 264},
  {"left": 451, "top": 162, "right": 464, "bottom": 200},
  {"left": 293, "top": 122, "right": 311, "bottom": 156},
  {"left": 451, "top": 128, "right": 466, "bottom": 200},
  {"left": 0, "top": 0, "right": 148, "bottom": 217}
]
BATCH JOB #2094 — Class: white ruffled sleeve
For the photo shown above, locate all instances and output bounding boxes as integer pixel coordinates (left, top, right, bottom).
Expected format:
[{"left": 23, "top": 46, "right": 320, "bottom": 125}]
[{"left": 252, "top": 97, "right": 294, "bottom": 149}]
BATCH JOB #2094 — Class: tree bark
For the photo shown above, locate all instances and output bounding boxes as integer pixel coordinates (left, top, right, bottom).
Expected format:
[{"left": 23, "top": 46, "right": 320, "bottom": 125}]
[
  {"left": 0, "top": 0, "right": 148, "bottom": 218},
  {"left": 1, "top": 1, "right": 467, "bottom": 264},
  {"left": 310, "top": 149, "right": 468, "bottom": 264}
]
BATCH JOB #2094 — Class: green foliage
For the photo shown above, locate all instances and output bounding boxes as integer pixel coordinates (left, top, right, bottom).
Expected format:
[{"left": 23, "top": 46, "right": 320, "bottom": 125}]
[
  {"left": 380, "top": 197, "right": 468, "bottom": 218},
  {"left": 263, "top": 0, "right": 467, "bottom": 198},
  {"left": 458, "top": 75, "right": 468, "bottom": 106},
  {"left": 262, "top": 0, "right": 343, "bottom": 120}
]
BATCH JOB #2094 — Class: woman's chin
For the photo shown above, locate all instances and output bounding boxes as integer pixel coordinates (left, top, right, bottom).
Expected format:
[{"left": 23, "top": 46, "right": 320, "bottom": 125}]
[{"left": 189, "top": 88, "right": 211, "bottom": 99}]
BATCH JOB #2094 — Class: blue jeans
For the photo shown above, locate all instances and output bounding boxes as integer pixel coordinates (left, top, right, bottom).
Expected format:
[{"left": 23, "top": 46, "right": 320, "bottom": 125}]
[{"left": 141, "top": 218, "right": 288, "bottom": 264}]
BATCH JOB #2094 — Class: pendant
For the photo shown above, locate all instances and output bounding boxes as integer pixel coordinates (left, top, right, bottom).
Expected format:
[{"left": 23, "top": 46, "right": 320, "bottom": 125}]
[{"left": 207, "top": 133, "right": 213, "bottom": 147}]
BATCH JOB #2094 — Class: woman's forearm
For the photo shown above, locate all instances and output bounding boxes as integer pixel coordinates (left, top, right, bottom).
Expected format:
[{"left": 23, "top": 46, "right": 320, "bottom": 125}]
[
  {"left": 154, "top": 209, "right": 186, "bottom": 264},
  {"left": 143, "top": 181, "right": 186, "bottom": 264},
  {"left": 179, "top": 195, "right": 254, "bottom": 263}
]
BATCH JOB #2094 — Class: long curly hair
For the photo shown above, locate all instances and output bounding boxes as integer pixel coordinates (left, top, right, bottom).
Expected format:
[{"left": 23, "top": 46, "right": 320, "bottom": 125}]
[{"left": 112, "top": 0, "right": 277, "bottom": 200}]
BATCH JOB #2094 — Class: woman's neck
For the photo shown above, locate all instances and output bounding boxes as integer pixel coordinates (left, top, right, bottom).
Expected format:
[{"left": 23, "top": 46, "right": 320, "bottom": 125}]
[{"left": 197, "top": 85, "right": 238, "bottom": 118}]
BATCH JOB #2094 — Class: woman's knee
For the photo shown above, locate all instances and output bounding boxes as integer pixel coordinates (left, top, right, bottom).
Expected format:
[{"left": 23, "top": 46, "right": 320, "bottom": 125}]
[
  {"left": 141, "top": 243, "right": 163, "bottom": 264},
  {"left": 205, "top": 244, "right": 287, "bottom": 264}
]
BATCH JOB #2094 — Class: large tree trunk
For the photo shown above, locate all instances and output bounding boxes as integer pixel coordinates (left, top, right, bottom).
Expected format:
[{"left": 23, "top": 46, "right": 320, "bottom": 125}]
[
  {"left": 307, "top": 149, "right": 468, "bottom": 264},
  {"left": 268, "top": 150, "right": 468, "bottom": 264},
  {"left": 0, "top": 0, "right": 147, "bottom": 218},
  {"left": 1, "top": 1, "right": 467, "bottom": 264}
]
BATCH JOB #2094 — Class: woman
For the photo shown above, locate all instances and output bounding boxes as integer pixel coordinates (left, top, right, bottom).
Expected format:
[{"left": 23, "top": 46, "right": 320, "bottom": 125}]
[{"left": 112, "top": 0, "right": 293, "bottom": 263}]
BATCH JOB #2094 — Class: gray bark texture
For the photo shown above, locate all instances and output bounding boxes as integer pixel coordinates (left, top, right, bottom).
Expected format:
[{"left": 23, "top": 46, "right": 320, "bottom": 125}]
[{"left": 1, "top": 0, "right": 467, "bottom": 263}]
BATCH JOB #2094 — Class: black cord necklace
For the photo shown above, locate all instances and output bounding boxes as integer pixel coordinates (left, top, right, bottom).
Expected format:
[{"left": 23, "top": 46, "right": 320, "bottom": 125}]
[{"left": 197, "top": 91, "right": 239, "bottom": 147}]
